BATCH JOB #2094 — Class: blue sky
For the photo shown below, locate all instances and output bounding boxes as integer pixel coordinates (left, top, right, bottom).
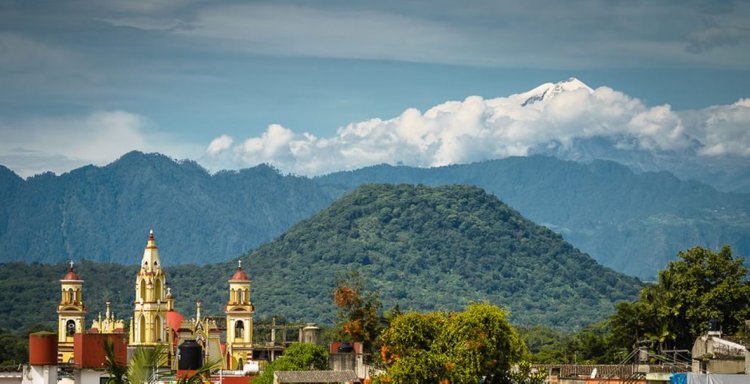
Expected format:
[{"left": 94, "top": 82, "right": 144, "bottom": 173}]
[{"left": 1, "top": 0, "right": 749, "bottom": 176}]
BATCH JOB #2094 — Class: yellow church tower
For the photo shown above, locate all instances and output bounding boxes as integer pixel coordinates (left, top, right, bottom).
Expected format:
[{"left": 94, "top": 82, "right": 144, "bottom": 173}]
[
  {"left": 224, "top": 260, "right": 255, "bottom": 369},
  {"left": 130, "top": 230, "right": 169, "bottom": 347},
  {"left": 57, "top": 261, "right": 86, "bottom": 363}
]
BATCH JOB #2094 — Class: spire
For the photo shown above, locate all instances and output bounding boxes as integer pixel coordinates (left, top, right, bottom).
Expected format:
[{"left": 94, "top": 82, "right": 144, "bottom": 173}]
[
  {"left": 62, "top": 260, "right": 81, "bottom": 280},
  {"left": 140, "top": 229, "right": 161, "bottom": 271}
]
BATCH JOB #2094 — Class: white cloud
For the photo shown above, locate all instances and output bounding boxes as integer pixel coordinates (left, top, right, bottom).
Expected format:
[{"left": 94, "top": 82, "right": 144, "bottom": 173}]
[
  {"left": 0, "top": 111, "right": 201, "bottom": 177},
  {"left": 206, "top": 134, "right": 233, "bottom": 156},
  {"left": 695, "top": 99, "right": 750, "bottom": 157},
  {"left": 206, "top": 79, "right": 750, "bottom": 176}
]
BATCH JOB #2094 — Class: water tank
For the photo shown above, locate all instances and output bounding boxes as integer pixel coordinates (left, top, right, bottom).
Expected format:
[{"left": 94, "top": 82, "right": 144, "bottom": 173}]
[
  {"left": 29, "top": 332, "right": 58, "bottom": 365},
  {"left": 178, "top": 340, "right": 203, "bottom": 370},
  {"left": 337, "top": 342, "right": 354, "bottom": 353},
  {"left": 302, "top": 323, "right": 321, "bottom": 345}
]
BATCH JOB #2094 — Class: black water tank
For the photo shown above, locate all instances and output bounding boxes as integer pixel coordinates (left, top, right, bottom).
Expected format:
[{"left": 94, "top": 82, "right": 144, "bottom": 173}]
[
  {"left": 337, "top": 342, "right": 354, "bottom": 353},
  {"left": 178, "top": 340, "right": 203, "bottom": 370}
]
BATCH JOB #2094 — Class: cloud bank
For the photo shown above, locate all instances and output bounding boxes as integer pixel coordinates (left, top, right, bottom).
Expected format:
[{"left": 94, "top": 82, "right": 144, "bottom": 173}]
[{"left": 205, "top": 79, "right": 750, "bottom": 176}]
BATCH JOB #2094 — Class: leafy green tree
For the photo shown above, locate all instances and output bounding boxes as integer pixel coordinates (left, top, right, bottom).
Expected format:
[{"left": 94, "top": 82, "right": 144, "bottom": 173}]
[
  {"left": 378, "top": 303, "right": 527, "bottom": 384},
  {"left": 610, "top": 246, "right": 750, "bottom": 350},
  {"left": 254, "top": 343, "right": 329, "bottom": 384}
]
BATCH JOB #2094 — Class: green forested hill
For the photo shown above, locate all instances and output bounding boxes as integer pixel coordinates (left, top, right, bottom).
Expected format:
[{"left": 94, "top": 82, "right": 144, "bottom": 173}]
[
  {"left": 318, "top": 158, "right": 750, "bottom": 278},
  {"left": 0, "top": 184, "right": 639, "bottom": 332},
  {"left": 1, "top": 152, "right": 747, "bottom": 279},
  {"left": 246, "top": 184, "right": 640, "bottom": 329}
]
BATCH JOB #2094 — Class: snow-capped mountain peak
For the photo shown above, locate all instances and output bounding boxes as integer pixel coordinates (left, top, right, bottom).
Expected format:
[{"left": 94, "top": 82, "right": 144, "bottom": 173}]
[{"left": 519, "top": 77, "right": 594, "bottom": 106}]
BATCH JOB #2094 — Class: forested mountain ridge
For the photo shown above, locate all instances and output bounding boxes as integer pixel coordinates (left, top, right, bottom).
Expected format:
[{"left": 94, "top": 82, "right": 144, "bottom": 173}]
[
  {"left": 0, "top": 151, "right": 747, "bottom": 279},
  {"left": 246, "top": 184, "right": 640, "bottom": 329},
  {"left": 0, "top": 184, "right": 640, "bottom": 332},
  {"left": 0, "top": 151, "right": 332, "bottom": 264},
  {"left": 318, "top": 157, "right": 750, "bottom": 278}
]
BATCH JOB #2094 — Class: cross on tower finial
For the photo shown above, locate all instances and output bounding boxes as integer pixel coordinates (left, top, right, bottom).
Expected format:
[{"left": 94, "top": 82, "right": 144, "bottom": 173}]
[
  {"left": 69, "top": 260, "right": 74, "bottom": 270},
  {"left": 238, "top": 259, "right": 242, "bottom": 269}
]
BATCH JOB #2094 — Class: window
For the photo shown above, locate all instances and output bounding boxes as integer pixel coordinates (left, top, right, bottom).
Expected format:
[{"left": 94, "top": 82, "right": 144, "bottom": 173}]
[
  {"left": 66, "top": 320, "right": 76, "bottom": 336},
  {"left": 235, "top": 321, "right": 244, "bottom": 339}
]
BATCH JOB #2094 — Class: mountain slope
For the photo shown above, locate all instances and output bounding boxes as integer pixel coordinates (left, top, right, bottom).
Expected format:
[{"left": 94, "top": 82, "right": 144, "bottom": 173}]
[
  {"left": 0, "top": 151, "right": 332, "bottom": 264},
  {"left": 246, "top": 184, "right": 640, "bottom": 329},
  {"left": 0, "top": 184, "right": 639, "bottom": 332},
  {"left": 317, "top": 157, "right": 750, "bottom": 279},
  {"left": 1, "top": 153, "right": 747, "bottom": 279}
]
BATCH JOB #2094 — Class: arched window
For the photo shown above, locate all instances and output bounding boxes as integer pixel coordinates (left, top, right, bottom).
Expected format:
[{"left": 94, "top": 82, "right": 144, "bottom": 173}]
[
  {"left": 67, "top": 288, "right": 74, "bottom": 303},
  {"left": 239, "top": 289, "right": 245, "bottom": 304},
  {"left": 237, "top": 358, "right": 244, "bottom": 370},
  {"left": 235, "top": 320, "right": 244, "bottom": 339},
  {"left": 139, "top": 315, "right": 146, "bottom": 343},
  {"left": 140, "top": 279, "right": 147, "bottom": 301},
  {"left": 154, "top": 279, "right": 162, "bottom": 301},
  {"left": 72, "top": 289, "right": 78, "bottom": 303},
  {"left": 155, "top": 316, "right": 163, "bottom": 342},
  {"left": 66, "top": 320, "right": 76, "bottom": 336}
]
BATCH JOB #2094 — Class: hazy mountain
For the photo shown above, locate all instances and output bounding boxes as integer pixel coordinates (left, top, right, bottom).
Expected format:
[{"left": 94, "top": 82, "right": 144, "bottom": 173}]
[
  {"left": 1, "top": 152, "right": 747, "bottom": 279},
  {"left": 533, "top": 136, "right": 750, "bottom": 193},
  {"left": 0, "top": 151, "right": 332, "bottom": 264}
]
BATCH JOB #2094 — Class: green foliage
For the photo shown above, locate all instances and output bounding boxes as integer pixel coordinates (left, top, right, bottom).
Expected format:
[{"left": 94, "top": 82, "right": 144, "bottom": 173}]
[
  {"left": 0, "top": 328, "right": 27, "bottom": 370},
  {"left": 379, "top": 303, "right": 527, "bottom": 384},
  {"left": 2, "top": 153, "right": 748, "bottom": 281},
  {"left": 318, "top": 158, "right": 750, "bottom": 279},
  {"left": 0, "top": 184, "right": 639, "bottom": 335},
  {"left": 253, "top": 343, "right": 329, "bottom": 384},
  {"left": 103, "top": 339, "right": 127, "bottom": 384},
  {"left": 248, "top": 183, "right": 640, "bottom": 329},
  {"left": 609, "top": 245, "right": 750, "bottom": 350},
  {"left": 126, "top": 345, "right": 166, "bottom": 384},
  {"left": 0, "top": 151, "right": 332, "bottom": 265}
]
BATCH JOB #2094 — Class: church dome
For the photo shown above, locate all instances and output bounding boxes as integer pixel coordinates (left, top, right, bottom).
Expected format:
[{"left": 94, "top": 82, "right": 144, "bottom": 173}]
[
  {"left": 62, "top": 262, "right": 80, "bottom": 280},
  {"left": 231, "top": 267, "right": 249, "bottom": 281},
  {"left": 166, "top": 310, "right": 185, "bottom": 332},
  {"left": 230, "top": 260, "right": 249, "bottom": 281}
]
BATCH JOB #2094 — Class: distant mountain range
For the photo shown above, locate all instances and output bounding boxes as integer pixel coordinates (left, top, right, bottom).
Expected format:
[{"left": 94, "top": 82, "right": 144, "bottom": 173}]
[
  {"left": 0, "top": 151, "right": 748, "bottom": 279},
  {"left": 0, "top": 184, "right": 640, "bottom": 331}
]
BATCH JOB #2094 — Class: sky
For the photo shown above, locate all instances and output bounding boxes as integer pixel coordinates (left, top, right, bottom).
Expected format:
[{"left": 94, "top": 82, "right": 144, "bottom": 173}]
[{"left": 1, "top": 0, "right": 749, "bottom": 177}]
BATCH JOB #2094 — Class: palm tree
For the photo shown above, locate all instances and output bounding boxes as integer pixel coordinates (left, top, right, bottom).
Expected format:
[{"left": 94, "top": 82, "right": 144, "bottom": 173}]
[{"left": 103, "top": 340, "right": 127, "bottom": 384}]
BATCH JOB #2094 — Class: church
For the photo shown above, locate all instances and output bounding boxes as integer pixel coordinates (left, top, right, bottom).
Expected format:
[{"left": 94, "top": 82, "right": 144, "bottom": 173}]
[{"left": 54, "top": 230, "right": 256, "bottom": 371}]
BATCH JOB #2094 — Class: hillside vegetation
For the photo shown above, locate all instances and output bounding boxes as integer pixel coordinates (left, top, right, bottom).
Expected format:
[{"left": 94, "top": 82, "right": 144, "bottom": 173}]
[
  {"left": 0, "top": 152, "right": 331, "bottom": 264},
  {"left": 0, "top": 184, "right": 639, "bottom": 332},
  {"left": 318, "top": 158, "right": 750, "bottom": 278},
  {"left": 246, "top": 184, "right": 640, "bottom": 329},
  {"left": 1, "top": 152, "right": 747, "bottom": 278}
]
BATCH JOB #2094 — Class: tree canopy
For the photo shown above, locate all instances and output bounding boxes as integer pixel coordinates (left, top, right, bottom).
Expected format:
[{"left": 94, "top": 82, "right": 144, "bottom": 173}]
[
  {"left": 253, "top": 343, "right": 329, "bottom": 384},
  {"left": 379, "top": 303, "right": 527, "bottom": 384},
  {"left": 609, "top": 245, "right": 750, "bottom": 350}
]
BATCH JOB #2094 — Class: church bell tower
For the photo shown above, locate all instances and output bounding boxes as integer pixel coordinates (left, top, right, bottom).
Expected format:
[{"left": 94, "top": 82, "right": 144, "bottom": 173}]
[
  {"left": 57, "top": 261, "right": 86, "bottom": 363},
  {"left": 130, "top": 230, "right": 169, "bottom": 347},
  {"left": 224, "top": 260, "right": 254, "bottom": 369}
]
